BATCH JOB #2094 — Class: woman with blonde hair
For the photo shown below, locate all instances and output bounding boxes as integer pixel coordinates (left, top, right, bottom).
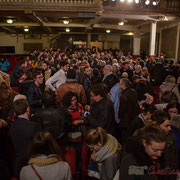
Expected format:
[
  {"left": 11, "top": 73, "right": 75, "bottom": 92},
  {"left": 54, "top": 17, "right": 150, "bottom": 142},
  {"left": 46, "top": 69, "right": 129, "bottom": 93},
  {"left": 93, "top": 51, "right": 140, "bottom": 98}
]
[
  {"left": 85, "top": 127, "right": 121, "bottom": 180},
  {"left": 160, "top": 75, "right": 180, "bottom": 104},
  {"left": 20, "top": 131, "right": 72, "bottom": 180}
]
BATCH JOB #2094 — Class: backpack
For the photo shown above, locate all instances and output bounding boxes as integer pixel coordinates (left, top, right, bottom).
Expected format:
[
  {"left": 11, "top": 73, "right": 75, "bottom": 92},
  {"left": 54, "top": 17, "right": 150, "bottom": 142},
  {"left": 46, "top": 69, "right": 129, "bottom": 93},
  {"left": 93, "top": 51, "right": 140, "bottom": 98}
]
[{"left": 160, "top": 86, "right": 178, "bottom": 103}]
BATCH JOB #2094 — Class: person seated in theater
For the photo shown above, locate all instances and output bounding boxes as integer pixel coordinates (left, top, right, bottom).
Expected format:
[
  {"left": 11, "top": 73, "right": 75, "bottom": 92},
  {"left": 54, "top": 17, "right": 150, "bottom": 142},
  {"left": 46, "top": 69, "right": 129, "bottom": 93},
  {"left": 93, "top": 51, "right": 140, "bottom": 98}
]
[{"left": 56, "top": 69, "right": 87, "bottom": 105}]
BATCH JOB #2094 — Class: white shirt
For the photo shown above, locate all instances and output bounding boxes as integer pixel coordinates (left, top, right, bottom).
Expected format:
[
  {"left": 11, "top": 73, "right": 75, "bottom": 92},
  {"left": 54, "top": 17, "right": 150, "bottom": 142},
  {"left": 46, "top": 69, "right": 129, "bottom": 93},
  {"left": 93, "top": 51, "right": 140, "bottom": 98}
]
[{"left": 45, "top": 69, "right": 66, "bottom": 91}]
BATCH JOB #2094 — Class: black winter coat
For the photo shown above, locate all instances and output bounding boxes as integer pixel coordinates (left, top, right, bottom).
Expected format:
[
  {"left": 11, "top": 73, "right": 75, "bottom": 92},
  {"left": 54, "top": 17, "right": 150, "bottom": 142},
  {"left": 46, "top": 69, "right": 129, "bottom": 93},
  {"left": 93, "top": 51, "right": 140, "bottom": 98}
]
[
  {"left": 119, "top": 87, "right": 140, "bottom": 128},
  {"left": 27, "top": 83, "right": 42, "bottom": 114},
  {"left": 32, "top": 107, "right": 72, "bottom": 143},
  {"left": 87, "top": 97, "right": 116, "bottom": 136}
]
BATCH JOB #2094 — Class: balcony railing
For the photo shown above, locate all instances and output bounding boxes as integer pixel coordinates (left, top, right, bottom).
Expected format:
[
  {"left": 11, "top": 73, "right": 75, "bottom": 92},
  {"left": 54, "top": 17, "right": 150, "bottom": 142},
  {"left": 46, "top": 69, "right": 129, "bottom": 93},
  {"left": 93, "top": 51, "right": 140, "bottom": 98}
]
[
  {"left": 0, "top": 0, "right": 101, "bottom": 7},
  {"left": 103, "top": 0, "right": 180, "bottom": 13},
  {"left": 166, "top": 0, "right": 180, "bottom": 11}
]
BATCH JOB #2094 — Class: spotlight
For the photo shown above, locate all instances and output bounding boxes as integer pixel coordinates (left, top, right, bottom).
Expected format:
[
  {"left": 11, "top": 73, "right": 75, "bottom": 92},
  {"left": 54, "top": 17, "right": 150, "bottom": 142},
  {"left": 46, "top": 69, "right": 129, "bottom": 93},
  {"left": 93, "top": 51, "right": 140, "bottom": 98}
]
[
  {"left": 120, "top": 0, "right": 125, "bottom": 2},
  {"left": 24, "top": 28, "right": 29, "bottom": 32},
  {"left": 152, "top": 1, "right": 157, "bottom": 5},
  {"left": 6, "top": 19, "right": 13, "bottom": 24},
  {"left": 135, "top": 0, "right": 140, "bottom": 4},
  {"left": 63, "top": 20, "right": 69, "bottom": 25},
  {"left": 118, "top": 21, "right": 124, "bottom": 26},
  {"left": 127, "top": 0, "right": 133, "bottom": 3},
  {"left": 152, "top": 0, "right": 159, "bottom": 5},
  {"left": 145, "top": 0, "right": 150, "bottom": 5},
  {"left": 106, "top": 30, "right": 111, "bottom": 33},
  {"left": 66, "top": 28, "right": 70, "bottom": 32}
]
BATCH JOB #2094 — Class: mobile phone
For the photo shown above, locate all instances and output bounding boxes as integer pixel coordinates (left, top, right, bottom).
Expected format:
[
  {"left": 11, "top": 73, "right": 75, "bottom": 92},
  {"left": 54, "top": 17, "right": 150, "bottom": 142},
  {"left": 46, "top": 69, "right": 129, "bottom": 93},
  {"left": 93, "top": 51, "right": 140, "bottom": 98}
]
[{"left": 84, "top": 111, "right": 88, "bottom": 115}]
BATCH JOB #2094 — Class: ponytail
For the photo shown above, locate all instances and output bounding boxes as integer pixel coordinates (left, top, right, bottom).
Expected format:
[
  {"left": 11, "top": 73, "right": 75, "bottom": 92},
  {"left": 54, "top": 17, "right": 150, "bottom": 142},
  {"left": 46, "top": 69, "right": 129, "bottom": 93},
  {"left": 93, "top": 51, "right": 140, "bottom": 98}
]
[{"left": 85, "top": 127, "right": 108, "bottom": 146}]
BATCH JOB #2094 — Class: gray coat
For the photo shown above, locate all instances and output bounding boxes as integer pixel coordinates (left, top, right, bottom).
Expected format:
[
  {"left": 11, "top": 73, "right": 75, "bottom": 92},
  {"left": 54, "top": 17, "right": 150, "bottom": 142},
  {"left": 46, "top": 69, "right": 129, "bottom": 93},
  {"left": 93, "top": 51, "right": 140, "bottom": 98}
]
[{"left": 20, "top": 155, "right": 72, "bottom": 180}]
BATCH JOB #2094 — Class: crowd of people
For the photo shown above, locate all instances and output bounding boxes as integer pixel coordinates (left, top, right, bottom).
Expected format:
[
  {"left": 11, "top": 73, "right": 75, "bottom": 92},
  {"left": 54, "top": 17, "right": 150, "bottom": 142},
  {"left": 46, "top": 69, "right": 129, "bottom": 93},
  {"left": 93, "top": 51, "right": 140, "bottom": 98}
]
[{"left": 0, "top": 47, "right": 180, "bottom": 180}]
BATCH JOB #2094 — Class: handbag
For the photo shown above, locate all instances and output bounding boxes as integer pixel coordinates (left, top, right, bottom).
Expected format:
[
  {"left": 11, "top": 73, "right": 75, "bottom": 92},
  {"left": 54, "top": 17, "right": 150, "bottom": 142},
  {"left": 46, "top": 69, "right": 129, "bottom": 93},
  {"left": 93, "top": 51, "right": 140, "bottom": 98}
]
[{"left": 31, "top": 164, "right": 43, "bottom": 180}]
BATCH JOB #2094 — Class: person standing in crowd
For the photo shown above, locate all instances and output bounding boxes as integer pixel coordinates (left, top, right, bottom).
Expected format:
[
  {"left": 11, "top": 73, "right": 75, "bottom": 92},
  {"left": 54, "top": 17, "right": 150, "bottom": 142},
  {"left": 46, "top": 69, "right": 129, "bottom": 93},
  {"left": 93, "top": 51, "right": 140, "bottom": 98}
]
[
  {"left": 20, "top": 131, "right": 72, "bottom": 180},
  {"left": 150, "top": 58, "right": 167, "bottom": 86},
  {"left": 10, "top": 99, "right": 40, "bottom": 178},
  {"left": 32, "top": 90, "right": 71, "bottom": 143},
  {"left": 120, "top": 60, "right": 133, "bottom": 82},
  {"left": 118, "top": 78, "right": 140, "bottom": 143},
  {"left": 56, "top": 69, "right": 87, "bottom": 105},
  {"left": 41, "top": 61, "right": 52, "bottom": 91},
  {"left": 160, "top": 75, "right": 180, "bottom": 104},
  {"left": 10, "top": 60, "right": 27, "bottom": 87},
  {"left": 102, "top": 64, "right": 120, "bottom": 93},
  {"left": 120, "top": 121, "right": 170, "bottom": 180},
  {"left": 45, "top": 60, "right": 69, "bottom": 92},
  {"left": 27, "top": 70, "right": 43, "bottom": 115},
  {"left": 85, "top": 83, "right": 116, "bottom": 136},
  {"left": 151, "top": 110, "right": 179, "bottom": 172},
  {"left": 127, "top": 103, "right": 156, "bottom": 137},
  {"left": 82, "top": 66, "right": 91, "bottom": 104},
  {"left": 0, "top": 57, "right": 10, "bottom": 72},
  {"left": 85, "top": 127, "right": 121, "bottom": 180}
]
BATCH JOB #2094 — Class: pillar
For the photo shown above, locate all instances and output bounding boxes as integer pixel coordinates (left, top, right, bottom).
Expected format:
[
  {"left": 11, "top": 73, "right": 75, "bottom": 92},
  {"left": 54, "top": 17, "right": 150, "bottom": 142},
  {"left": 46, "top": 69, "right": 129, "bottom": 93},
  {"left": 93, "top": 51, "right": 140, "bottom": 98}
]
[
  {"left": 133, "top": 31, "right": 141, "bottom": 57},
  {"left": 149, "top": 21, "right": 157, "bottom": 57},
  {"left": 175, "top": 24, "right": 180, "bottom": 61},
  {"left": 87, "top": 33, "right": 91, "bottom": 48}
]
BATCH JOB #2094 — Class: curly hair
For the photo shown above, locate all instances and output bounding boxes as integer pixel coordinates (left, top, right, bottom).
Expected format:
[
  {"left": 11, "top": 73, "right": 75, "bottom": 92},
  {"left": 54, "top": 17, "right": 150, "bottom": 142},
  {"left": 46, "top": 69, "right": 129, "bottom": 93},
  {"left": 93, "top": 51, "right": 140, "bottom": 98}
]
[{"left": 61, "top": 91, "right": 79, "bottom": 108}]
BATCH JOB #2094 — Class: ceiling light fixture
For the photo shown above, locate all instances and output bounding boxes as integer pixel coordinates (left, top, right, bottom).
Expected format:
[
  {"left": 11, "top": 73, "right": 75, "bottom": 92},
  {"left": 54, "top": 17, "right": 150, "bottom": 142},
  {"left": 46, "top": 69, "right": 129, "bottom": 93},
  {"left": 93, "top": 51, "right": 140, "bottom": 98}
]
[
  {"left": 63, "top": 20, "right": 70, "bottom": 25},
  {"left": 135, "top": 0, "right": 140, "bottom": 4},
  {"left": 152, "top": 0, "right": 160, "bottom": 6},
  {"left": 66, "top": 28, "right": 70, "bottom": 32},
  {"left": 7, "top": 19, "right": 13, "bottom": 24},
  {"left": 120, "top": 0, "right": 125, "bottom": 2},
  {"left": 24, "top": 28, "right": 29, "bottom": 32},
  {"left": 106, "top": 30, "right": 111, "bottom": 33},
  {"left": 145, "top": 0, "right": 150, "bottom": 5},
  {"left": 127, "top": 0, "right": 133, "bottom": 3},
  {"left": 118, "top": 21, "right": 124, "bottom": 26}
]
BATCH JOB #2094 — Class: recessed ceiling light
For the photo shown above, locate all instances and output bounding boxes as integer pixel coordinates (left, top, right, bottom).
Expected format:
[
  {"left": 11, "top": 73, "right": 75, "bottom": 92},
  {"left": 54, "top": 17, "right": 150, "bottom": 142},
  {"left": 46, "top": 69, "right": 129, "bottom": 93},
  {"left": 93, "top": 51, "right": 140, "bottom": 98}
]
[
  {"left": 63, "top": 20, "right": 69, "bottom": 25},
  {"left": 145, "top": 0, "right": 150, "bottom": 5},
  {"left": 7, "top": 19, "right": 13, "bottom": 24},
  {"left": 66, "top": 28, "right": 70, "bottom": 32},
  {"left": 135, "top": 0, "right": 140, "bottom": 4},
  {"left": 24, "top": 28, "right": 29, "bottom": 32},
  {"left": 106, "top": 30, "right": 111, "bottom": 33},
  {"left": 118, "top": 21, "right": 124, "bottom": 26}
]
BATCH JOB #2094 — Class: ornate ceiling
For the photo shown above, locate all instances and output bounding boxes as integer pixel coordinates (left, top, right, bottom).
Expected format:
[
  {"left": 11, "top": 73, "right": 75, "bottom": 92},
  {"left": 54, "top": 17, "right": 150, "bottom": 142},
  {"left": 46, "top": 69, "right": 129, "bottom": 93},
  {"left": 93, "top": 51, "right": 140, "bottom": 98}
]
[{"left": 0, "top": 0, "right": 180, "bottom": 35}]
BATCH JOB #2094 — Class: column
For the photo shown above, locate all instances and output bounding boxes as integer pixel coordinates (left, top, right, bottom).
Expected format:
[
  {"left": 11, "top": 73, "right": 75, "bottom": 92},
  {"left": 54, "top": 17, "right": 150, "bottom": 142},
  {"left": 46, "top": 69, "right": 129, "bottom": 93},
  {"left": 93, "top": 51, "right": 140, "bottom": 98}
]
[
  {"left": 133, "top": 31, "right": 140, "bottom": 57},
  {"left": 149, "top": 21, "right": 157, "bottom": 57},
  {"left": 87, "top": 33, "right": 91, "bottom": 48},
  {"left": 158, "top": 28, "right": 162, "bottom": 57},
  {"left": 175, "top": 24, "right": 180, "bottom": 61}
]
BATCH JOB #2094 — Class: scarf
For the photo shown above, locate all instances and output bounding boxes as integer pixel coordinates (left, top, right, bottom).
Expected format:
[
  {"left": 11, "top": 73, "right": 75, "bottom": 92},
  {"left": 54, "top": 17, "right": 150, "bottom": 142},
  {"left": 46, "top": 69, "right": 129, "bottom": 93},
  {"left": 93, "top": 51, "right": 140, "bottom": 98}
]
[
  {"left": 92, "top": 134, "right": 121, "bottom": 162},
  {"left": 29, "top": 154, "right": 59, "bottom": 166}
]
